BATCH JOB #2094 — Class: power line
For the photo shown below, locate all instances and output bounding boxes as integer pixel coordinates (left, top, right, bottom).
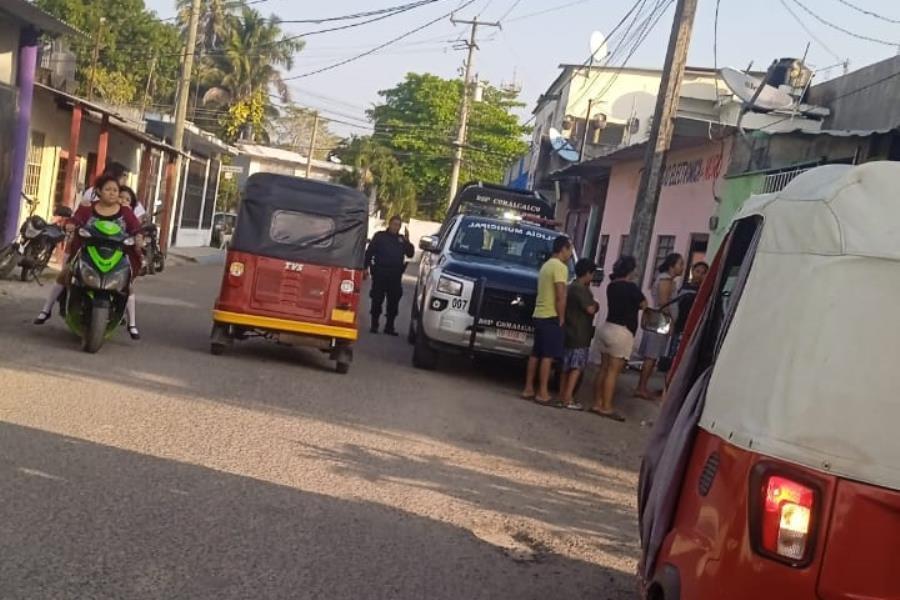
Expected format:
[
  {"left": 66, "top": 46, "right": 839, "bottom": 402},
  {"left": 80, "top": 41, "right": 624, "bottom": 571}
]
[
  {"left": 834, "top": 0, "right": 900, "bottom": 24},
  {"left": 498, "top": 0, "right": 523, "bottom": 21},
  {"left": 283, "top": 0, "right": 478, "bottom": 80},
  {"left": 280, "top": 1, "right": 441, "bottom": 23},
  {"left": 779, "top": 0, "right": 843, "bottom": 62},
  {"left": 789, "top": 0, "right": 898, "bottom": 47},
  {"left": 507, "top": 0, "right": 590, "bottom": 22}
]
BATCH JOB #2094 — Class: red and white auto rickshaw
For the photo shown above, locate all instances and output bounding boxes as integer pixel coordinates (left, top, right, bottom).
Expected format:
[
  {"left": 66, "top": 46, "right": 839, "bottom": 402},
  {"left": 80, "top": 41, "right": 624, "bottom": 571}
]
[{"left": 638, "top": 162, "right": 900, "bottom": 599}]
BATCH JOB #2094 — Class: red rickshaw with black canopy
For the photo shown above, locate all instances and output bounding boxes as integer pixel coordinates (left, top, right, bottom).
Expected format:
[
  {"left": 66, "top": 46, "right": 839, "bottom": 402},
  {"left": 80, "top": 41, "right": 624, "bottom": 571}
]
[{"left": 210, "top": 173, "right": 368, "bottom": 374}]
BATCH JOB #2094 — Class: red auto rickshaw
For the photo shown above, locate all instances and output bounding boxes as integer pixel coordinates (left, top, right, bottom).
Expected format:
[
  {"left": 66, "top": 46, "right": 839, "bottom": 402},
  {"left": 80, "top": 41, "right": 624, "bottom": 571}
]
[
  {"left": 638, "top": 162, "right": 900, "bottom": 599},
  {"left": 210, "top": 173, "right": 368, "bottom": 374}
]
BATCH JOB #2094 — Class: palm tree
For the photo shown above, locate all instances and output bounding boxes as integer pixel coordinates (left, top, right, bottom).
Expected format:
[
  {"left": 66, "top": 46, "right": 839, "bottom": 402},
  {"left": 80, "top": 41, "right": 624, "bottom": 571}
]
[
  {"left": 176, "top": 0, "right": 229, "bottom": 51},
  {"left": 200, "top": 8, "right": 304, "bottom": 141}
]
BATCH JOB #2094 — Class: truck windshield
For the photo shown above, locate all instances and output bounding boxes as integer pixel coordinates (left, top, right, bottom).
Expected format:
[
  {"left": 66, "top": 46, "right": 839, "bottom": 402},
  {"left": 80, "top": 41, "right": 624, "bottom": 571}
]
[{"left": 450, "top": 217, "right": 558, "bottom": 269}]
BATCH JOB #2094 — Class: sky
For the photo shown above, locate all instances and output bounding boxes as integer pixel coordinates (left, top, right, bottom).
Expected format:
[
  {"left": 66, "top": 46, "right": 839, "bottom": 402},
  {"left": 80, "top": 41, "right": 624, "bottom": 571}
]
[{"left": 144, "top": 0, "right": 900, "bottom": 136}]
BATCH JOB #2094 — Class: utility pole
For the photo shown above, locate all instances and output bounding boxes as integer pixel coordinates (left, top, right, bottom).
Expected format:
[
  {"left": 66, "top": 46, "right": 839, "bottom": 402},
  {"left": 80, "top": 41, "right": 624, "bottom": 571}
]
[
  {"left": 578, "top": 99, "right": 595, "bottom": 162},
  {"left": 164, "top": 0, "right": 202, "bottom": 249},
  {"left": 140, "top": 54, "right": 157, "bottom": 121},
  {"left": 86, "top": 17, "right": 105, "bottom": 101},
  {"left": 447, "top": 16, "right": 500, "bottom": 204},
  {"left": 625, "top": 0, "right": 698, "bottom": 278},
  {"left": 306, "top": 111, "right": 319, "bottom": 179}
]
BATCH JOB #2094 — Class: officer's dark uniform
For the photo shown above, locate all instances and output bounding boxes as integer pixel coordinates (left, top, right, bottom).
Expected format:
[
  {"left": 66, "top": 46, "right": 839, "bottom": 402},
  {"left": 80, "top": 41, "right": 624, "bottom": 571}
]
[{"left": 365, "top": 229, "right": 414, "bottom": 334}]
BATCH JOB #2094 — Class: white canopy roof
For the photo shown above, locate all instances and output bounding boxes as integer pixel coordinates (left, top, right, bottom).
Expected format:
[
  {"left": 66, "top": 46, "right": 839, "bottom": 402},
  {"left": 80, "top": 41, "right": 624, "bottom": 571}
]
[{"left": 701, "top": 161, "right": 900, "bottom": 490}]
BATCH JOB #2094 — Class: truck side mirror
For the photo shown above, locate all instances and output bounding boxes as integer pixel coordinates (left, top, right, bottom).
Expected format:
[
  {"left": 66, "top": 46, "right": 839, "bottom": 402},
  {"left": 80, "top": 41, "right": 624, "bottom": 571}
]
[{"left": 419, "top": 235, "right": 439, "bottom": 253}]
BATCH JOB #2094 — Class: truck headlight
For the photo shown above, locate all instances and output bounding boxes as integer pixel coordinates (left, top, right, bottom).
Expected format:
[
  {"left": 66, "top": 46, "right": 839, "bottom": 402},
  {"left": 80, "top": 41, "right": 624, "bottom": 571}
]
[{"left": 436, "top": 276, "right": 463, "bottom": 296}]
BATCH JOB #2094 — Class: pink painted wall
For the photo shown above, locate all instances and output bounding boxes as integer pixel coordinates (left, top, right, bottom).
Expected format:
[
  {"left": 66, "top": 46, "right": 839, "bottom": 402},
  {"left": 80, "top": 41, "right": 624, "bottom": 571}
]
[{"left": 593, "top": 138, "right": 731, "bottom": 317}]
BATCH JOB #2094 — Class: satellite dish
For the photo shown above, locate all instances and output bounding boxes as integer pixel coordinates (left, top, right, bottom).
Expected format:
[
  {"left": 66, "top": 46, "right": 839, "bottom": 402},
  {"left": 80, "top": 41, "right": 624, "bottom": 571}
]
[
  {"left": 549, "top": 127, "right": 580, "bottom": 162},
  {"left": 721, "top": 67, "right": 794, "bottom": 112},
  {"left": 589, "top": 31, "right": 608, "bottom": 64}
]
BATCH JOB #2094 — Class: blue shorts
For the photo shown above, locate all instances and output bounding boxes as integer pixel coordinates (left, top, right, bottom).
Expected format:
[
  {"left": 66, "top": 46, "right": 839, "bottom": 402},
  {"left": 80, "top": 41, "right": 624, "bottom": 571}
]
[
  {"left": 532, "top": 317, "right": 564, "bottom": 360},
  {"left": 562, "top": 347, "right": 590, "bottom": 372}
]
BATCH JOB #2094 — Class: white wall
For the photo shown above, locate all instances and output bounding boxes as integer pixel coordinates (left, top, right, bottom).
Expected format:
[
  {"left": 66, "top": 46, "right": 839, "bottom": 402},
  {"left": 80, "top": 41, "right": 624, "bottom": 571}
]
[{"left": 0, "top": 20, "right": 18, "bottom": 86}]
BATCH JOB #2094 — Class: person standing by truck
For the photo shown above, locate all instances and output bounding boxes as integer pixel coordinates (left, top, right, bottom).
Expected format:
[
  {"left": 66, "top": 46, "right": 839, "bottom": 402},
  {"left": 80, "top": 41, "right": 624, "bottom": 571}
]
[
  {"left": 365, "top": 216, "right": 414, "bottom": 335},
  {"left": 522, "top": 235, "right": 574, "bottom": 406},
  {"left": 559, "top": 258, "right": 600, "bottom": 410}
]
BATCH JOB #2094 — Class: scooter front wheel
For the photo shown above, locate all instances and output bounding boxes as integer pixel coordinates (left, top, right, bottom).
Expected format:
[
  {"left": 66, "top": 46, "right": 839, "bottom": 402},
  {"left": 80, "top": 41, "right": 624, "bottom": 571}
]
[
  {"left": 0, "top": 245, "right": 19, "bottom": 279},
  {"left": 82, "top": 303, "right": 109, "bottom": 353}
]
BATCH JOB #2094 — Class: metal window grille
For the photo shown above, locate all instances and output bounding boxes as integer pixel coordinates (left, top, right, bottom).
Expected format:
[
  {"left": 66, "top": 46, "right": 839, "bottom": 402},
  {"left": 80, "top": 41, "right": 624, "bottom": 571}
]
[
  {"left": 654, "top": 235, "right": 676, "bottom": 271},
  {"left": 757, "top": 167, "right": 811, "bottom": 195},
  {"left": 24, "top": 131, "right": 45, "bottom": 197}
]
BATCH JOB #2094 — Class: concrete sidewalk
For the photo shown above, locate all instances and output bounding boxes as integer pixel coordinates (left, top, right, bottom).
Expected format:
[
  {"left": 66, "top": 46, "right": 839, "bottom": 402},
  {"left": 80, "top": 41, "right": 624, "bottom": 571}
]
[{"left": 167, "top": 246, "right": 226, "bottom": 266}]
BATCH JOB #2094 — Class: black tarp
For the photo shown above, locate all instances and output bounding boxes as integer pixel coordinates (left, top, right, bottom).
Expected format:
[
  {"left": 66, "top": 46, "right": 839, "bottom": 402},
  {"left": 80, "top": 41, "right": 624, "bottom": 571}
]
[{"left": 230, "top": 173, "right": 368, "bottom": 269}]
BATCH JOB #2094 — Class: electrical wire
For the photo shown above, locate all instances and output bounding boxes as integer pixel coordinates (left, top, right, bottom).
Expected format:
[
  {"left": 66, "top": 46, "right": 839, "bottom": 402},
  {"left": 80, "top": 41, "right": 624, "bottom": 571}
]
[
  {"left": 779, "top": 0, "right": 843, "bottom": 63},
  {"left": 507, "top": 0, "right": 590, "bottom": 22},
  {"left": 283, "top": 0, "right": 478, "bottom": 80},
  {"left": 833, "top": 0, "right": 900, "bottom": 24},
  {"left": 498, "top": 0, "right": 523, "bottom": 21},
  {"left": 789, "top": 0, "right": 898, "bottom": 47},
  {"left": 280, "top": 1, "right": 441, "bottom": 23}
]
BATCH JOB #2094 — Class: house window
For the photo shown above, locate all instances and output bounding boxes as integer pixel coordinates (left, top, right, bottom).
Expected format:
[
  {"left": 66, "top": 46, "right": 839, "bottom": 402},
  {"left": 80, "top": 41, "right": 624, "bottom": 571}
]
[
  {"left": 618, "top": 234, "right": 630, "bottom": 258},
  {"left": 654, "top": 235, "right": 677, "bottom": 271},
  {"left": 596, "top": 234, "right": 610, "bottom": 269},
  {"left": 24, "top": 131, "right": 45, "bottom": 197}
]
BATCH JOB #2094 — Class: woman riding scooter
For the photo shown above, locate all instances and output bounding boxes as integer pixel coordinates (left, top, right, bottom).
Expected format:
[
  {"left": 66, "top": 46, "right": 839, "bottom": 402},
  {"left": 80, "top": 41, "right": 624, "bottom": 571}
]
[{"left": 34, "top": 175, "right": 143, "bottom": 339}]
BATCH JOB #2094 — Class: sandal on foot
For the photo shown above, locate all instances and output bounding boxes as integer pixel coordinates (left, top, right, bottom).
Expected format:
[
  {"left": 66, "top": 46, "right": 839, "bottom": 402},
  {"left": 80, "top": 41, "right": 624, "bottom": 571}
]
[
  {"left": 565, "top": 402, "right": 585, "bottom": 411},
  {"left": 127, "top": 326, "right": 141, "bottom": 341},
  {"left": 33, "top": 311, "right": 51, "bottom": 325},
  {"left": 590, "top": 409, "right": 626, "bottom": 422},
  {"left": 535, "top": 397, "right": 564, "bottom": 409}
]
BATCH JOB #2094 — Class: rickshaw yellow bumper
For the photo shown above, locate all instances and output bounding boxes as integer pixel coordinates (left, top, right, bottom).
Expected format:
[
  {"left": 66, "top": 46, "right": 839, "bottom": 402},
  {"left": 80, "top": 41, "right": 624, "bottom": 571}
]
[{"left": 213, "top": 310, "right": 358, "bottom": 341}]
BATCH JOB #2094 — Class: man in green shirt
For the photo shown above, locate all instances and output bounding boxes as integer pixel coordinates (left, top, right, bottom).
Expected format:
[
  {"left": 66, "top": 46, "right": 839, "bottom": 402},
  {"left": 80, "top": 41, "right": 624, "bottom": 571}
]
[
  {"left": 522, "top": 235, "right": 574, "bottom": 405},
  {"left": 559, "top": 258, "right": 600, "bottom": 410}
]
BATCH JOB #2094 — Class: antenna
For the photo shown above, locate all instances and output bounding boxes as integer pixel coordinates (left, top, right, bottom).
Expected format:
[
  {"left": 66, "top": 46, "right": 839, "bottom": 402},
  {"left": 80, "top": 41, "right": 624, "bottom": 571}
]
[{"left": 721, "top": 67, "right": 794, "bottom": 112}]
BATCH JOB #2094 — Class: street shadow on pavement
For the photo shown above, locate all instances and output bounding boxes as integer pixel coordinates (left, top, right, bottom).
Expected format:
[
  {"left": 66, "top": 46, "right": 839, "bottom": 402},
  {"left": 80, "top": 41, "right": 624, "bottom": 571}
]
[{"left": 0, "top": 422, "right": 636, "bottom": 600}]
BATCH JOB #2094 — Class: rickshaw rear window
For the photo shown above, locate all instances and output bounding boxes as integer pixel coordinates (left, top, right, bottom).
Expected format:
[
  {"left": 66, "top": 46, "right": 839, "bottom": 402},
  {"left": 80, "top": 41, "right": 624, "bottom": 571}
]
[{"left": 270, "top": 210, "right": 335, "bottom": 248}]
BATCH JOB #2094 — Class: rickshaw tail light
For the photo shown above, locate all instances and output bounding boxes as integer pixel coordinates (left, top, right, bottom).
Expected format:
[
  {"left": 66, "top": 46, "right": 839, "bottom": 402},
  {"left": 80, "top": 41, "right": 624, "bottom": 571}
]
[
  {"left": 229, "top": 262, "right": 245, "bottom": 277},
  {"left": 758, "top": 475, "right": 816, "bottom": 563},
  {"left": 340, "top": 280, "right": 355, "bottom": 294}
]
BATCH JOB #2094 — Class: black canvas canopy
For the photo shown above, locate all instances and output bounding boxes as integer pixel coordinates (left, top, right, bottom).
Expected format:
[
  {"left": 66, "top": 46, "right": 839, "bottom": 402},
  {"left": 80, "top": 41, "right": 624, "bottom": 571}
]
[{"left": 231, "top": 173, "right": 369, "bottom": 269}]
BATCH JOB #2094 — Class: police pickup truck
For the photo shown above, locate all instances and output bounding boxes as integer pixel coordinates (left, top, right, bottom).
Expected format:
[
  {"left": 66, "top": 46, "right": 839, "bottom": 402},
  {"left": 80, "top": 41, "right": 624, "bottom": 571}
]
[{"left": 408, "top": 183, "right": 571, "bottom": 370}]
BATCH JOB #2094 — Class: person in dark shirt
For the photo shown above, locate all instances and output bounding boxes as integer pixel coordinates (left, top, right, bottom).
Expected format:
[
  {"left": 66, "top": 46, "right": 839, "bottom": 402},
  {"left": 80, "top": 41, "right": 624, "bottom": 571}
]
[
  {"left": 591, "top": 255, "right": 646, "bottom": 422},
  {"left": 660, "top": 261, "right": 709, "bottom": 372},
  {"left": 559, "top": 258, "right": 600, "bottom": 410},
  {"left": 364, "top": 215, "right": 414, "bottom": 335}
]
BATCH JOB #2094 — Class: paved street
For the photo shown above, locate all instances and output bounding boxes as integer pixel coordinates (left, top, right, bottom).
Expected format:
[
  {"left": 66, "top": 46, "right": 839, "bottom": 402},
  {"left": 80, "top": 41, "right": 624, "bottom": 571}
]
[{"left": 0, "top": 262, "right": 656, "bottom": 600}]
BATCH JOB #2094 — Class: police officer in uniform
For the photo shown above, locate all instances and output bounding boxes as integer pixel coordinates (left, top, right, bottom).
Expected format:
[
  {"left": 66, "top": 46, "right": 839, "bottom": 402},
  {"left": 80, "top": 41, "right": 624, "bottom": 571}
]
[{"left": 365, "top": 216, "right": 414, "bottom": 335}]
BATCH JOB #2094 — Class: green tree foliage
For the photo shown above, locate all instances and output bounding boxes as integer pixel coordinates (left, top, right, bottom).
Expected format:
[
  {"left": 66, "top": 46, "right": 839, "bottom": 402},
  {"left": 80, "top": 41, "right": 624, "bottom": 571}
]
[
  {"left": 196, "top": 7, "right": 303, "bottom": 142},
  {"left": 35, "top": 0, "right": 181, "bottom": 105},
  {"left": 368, "top": 73, "right": 530, "bottom": 219},
  {"left": 336, "top": 137, "right": 417, "bottom": 220},
  {"left": 269, "top": 104, "right": 340, "bottom": 160}
]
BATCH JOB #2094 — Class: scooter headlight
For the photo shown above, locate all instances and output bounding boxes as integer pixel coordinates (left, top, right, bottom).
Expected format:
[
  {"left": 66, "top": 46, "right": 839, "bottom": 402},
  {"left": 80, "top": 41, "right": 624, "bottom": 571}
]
[
  {"left": 79, "top": 262, "right": 102, "bottom": 289},
  {"left": 102, "top": 267, "right": 130, "bottom": 291}
]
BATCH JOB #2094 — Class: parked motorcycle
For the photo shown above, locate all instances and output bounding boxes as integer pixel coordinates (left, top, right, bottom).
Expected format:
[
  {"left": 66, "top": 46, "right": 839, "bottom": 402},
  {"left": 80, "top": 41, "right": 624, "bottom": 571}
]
[
  {"left": 140, "top": 221, "right": 165, "bottom": 275},
  {"left": 61, "top": 220, "right": 135, "bottom": 353},
  {"left": 0, "top": 195, "right": 72, "bottom": 281}
]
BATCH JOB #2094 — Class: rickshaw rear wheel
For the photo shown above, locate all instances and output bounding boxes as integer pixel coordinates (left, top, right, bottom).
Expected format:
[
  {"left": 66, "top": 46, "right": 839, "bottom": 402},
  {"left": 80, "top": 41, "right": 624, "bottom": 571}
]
[
  {"left": 336, "top": 361, "right": 350, "bottom": 374},
  {"left": 210, "top": 323, "right": 230, "bottom": 355}
]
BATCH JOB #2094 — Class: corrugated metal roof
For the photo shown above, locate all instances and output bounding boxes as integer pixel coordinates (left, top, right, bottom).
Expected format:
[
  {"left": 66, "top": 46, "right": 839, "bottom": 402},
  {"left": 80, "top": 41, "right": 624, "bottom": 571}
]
[
  {"left": 0, "top": 0, "right": 82, "bottom": 37},
  {"left": 238, "top": 143, "right": 348, "bottom": 172}
]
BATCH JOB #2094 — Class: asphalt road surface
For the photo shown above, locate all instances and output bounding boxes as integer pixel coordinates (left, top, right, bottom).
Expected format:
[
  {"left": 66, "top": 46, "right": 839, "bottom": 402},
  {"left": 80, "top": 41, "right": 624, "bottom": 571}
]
[{"left": 0, "top": 261, "right": 657, "bottom": 599}]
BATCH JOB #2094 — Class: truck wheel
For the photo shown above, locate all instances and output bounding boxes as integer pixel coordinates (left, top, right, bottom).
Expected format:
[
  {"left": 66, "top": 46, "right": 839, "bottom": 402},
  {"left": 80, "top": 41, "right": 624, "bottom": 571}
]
[
  {"left": 82, "top": 304, "right": 109, "bottom": 353},
  {"left": 412, "top": 319, "right": 438, "bottom": 370}
]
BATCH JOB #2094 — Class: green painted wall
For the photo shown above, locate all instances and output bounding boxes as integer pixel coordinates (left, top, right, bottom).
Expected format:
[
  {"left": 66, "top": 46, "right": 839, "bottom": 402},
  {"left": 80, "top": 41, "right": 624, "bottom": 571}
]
[{"left": 709, "top": 173, "right": 765, "bottom": 255}]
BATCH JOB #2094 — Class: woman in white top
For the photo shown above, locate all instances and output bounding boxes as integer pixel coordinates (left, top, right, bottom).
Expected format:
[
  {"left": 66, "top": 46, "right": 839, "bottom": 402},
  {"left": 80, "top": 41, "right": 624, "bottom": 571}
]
[{"left": 636, "top": 252, "right": 684, "bottom": 400}]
